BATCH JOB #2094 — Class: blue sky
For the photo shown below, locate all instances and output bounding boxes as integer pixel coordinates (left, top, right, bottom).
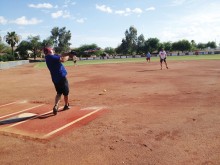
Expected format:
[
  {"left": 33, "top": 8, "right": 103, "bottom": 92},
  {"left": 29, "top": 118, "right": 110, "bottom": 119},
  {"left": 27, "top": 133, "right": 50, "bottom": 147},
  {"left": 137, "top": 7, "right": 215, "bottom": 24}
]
[{"left": 0, "top": 0, "right": 220, "bottom": 49}]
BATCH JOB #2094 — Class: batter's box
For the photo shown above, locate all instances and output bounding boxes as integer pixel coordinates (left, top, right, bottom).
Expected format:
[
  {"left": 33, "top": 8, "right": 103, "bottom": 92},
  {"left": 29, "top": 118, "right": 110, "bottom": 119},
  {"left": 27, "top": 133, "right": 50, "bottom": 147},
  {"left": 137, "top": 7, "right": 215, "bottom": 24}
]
[{"left": 0, "top": 103, "right": 108, "bottom": 141}]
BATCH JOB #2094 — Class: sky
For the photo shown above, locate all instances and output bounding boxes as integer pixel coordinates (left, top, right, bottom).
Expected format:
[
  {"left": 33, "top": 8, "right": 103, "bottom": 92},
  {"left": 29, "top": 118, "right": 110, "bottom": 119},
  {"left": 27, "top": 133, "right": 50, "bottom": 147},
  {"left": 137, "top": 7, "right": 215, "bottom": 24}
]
[{"left": 1, "top": 0, "right": 220, "bottom": 49}]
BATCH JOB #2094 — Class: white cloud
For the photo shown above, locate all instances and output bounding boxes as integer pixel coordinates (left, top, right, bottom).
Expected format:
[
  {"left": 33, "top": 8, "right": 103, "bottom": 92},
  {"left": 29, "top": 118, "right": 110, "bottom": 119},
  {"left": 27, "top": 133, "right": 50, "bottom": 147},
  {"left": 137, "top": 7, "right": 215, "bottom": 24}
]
[
  {"left": 115, "top": 7, "right": 143, "bottom": 16},
  {"left": 158, "top": 4, "right": 220, "bottom": 43},
  {"left": 146, "top": 7, "right": 155, "bottom": 11},
  {"left": 115, "top": 10, "right": 130, "bottom": 16},
  {"left": 133, "top": 8, "right": 143, "bottom": 14},
  {"left": 96, "top": 4, "right": 112, "bottom": 13},
  {"left": 95, "top": 4, "right": 143, "bottom": 16},
  {"left": 0, "top": 16, "right": 7, "bottom": 24},
  {"left": 11, "top": 16, "right": 42, "bottom": 25},
  {"left": 51, "top": 10, "right": 70, "bottom": 18},
  {"left": 28, "top": 3, "right": 53, "bottom": 9},
  {"left": 63, "top": 0, "right": 76, "bottom": 8},
  {"left": 76, "top": 18, "right": 86, "bottom": 23},
  {"left": 170, "top": 0, "right": 187, "bottom": 6}
]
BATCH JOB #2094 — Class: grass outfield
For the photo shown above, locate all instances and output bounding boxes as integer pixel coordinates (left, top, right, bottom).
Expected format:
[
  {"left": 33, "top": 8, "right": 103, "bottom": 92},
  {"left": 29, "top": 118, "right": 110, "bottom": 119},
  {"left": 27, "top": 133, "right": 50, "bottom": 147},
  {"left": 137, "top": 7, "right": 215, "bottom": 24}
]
[{"left": 35, "top": 54, "right": 220, "bottom": 68}]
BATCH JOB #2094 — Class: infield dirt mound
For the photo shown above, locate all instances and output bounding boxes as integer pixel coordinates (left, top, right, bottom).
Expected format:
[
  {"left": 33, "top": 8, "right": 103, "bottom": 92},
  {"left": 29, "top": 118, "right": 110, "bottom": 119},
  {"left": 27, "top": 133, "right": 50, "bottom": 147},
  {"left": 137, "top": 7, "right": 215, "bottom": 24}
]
[{"left": 0, "top": 60, "right": 220, "bottom": 165}]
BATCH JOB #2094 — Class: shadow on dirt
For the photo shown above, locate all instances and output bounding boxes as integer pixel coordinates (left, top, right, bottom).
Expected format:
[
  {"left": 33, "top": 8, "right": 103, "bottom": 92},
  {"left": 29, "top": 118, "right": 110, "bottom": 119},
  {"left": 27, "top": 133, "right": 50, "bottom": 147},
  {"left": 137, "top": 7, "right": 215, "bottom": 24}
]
[{"left": 137, "top": 69, "right": 159, "bottom": 72}]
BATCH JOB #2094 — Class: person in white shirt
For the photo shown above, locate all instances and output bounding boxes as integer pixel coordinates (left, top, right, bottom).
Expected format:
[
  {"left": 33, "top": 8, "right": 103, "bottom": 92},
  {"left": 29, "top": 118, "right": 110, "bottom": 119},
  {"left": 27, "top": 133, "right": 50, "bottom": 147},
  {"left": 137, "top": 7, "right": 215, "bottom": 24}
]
[{"left": 159, "top": 48, "right": 169, "bottom": 70}]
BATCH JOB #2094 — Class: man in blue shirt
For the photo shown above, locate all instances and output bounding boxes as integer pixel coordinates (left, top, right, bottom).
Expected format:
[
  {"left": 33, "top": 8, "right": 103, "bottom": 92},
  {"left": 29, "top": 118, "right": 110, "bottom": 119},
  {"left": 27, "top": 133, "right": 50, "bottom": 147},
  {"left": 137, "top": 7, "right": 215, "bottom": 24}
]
[
  {"left": 44, "top": 47, "right": 76, "bottom": 115},
  {"left": 146, "top": 52, "right": 151, "bottom": 63}
]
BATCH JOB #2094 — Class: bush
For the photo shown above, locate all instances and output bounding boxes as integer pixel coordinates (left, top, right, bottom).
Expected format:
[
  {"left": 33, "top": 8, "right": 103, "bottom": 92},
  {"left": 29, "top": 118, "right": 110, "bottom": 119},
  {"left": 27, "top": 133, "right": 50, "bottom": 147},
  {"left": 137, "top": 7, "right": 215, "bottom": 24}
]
[{"left": 0, "top": 54, "right": 15, "bottom": 61}]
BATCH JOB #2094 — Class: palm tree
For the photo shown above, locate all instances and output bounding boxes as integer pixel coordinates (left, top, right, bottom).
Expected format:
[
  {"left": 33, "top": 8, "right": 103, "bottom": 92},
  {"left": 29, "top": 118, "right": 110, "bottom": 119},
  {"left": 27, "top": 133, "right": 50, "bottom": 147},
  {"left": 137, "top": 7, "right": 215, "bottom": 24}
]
[{"left": 4, "top": 31, "right": 21, "bottom": 60}]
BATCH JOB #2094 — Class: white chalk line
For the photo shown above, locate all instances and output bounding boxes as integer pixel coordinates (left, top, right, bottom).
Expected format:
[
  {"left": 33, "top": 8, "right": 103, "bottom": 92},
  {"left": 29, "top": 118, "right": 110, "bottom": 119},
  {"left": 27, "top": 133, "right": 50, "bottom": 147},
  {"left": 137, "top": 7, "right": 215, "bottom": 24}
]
[
  {"left": 42, "top": 107, "right": 103, "bottom": 138},
  {"left": 7, "top": 107, "right": 63, "bottom": 128},
  {"left": 0, "top": 100, "right": 29, "bottom": 108},
  {"left": 0, "top": 102, "right": 17, "bottom": 108},
  {"left": 0, "top": 104, "right": 45, "bottom": 119},
  {"left": 7, "top": 111, "right": 50, "bottom": 128},
  {"left": 81, "top": 106, "right": 107, "bottom": 110}
]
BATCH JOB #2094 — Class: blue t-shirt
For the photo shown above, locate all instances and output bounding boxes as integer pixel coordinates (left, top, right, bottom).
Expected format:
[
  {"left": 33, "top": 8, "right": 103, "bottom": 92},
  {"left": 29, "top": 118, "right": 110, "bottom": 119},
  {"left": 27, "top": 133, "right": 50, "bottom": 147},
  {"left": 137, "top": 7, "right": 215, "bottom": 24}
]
[
  {"left": 146, "top": 52, "right": 151, "bottom": 58},
  {"left": 45, "top": 55, "right": 67, "bottom": 83}
]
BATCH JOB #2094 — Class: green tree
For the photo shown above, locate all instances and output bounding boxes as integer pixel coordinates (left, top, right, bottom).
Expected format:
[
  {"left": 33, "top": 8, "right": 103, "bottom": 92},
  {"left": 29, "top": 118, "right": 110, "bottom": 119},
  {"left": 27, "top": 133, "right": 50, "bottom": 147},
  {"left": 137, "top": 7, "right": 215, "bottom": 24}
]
[
  {"left": 16, "top": 40, "right": 31, "bottom": 60},
  {"left": 116, "top": 39, "right": 128, "bottom": 55},
  {"left": 162, "top": 41, "right": 172, "bottom": 52},
  {"left": 77, "top": 44, "right": 101, "bottom": 57},
  {"left": 0, "top": 42, "right": 10, "bottom": 54},
  {"left": 4, "top": 31, "right": 21, "bottom": 60},
  {"left": 50, "top": 27, "right": 72, "bottom": 53},
  {"left": 197, "top": 43, "right": 206, "bottom": 50},
  {"left": 172, "top": 40, "right": 191, "bottom": 52},
  {"left": 144, "top": 38, "right": 160, "bottom": 53},
  {"left": 118, "top": 26, "right": 138, "bottom": 55},
  {"left": 42, "top": 37, "right": 54, "bottom": 48},
  {"left": 172, "top": 41, "right": 180, "bottom": 52},
  {"left": 104, "top": 47, "right": 115, "bottom": 55},
  {"left": 206, "top": 41, "right": 217, "bottom": 49},
  {"left": 179, "top": 39, "right": 191, "bottom": 52},
  {"left": 27, "top": 35, "right": 42, "bottom": 60},
  {"left": 124, "top": 26, "right": 138, "bottom": 54},
  {"left": 137, "top": 34, "right": 145, "bottom": 54},
  {"left": 191, "top": 40, "right": 197, "bottom": 51}
]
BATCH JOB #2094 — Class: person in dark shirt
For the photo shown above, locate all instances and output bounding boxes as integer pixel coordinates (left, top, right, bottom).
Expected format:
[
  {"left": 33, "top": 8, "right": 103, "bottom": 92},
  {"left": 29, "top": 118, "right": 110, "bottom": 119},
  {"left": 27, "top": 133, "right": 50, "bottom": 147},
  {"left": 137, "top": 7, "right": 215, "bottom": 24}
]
[{"left": 44, "top": 47, "right": 75, "bottom": 115}]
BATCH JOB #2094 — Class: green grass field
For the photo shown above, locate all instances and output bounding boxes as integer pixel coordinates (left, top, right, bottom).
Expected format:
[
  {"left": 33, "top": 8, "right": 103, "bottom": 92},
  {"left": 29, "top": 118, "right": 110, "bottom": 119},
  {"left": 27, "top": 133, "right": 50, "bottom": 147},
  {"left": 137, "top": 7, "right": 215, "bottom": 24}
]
[{"left": 35, "top": 54, "right": 220, "bottom": 68}]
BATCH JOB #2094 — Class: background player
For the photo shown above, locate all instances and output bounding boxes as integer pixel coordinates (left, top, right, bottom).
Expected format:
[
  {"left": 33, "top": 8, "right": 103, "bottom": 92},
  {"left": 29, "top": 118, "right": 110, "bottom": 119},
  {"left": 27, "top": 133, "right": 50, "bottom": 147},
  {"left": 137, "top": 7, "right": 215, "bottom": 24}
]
[{"left": 159, "top": 48, "right": 169, "bottom": 70}]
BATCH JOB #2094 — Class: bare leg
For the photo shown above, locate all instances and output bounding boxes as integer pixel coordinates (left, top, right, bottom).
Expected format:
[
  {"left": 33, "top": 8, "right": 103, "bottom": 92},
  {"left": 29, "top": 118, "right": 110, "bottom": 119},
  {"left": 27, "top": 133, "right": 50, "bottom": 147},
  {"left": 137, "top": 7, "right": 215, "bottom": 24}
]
[
  {"left": 165, "top": 62, "right": 168, "bottom": 69},
  {"left": 53, "top": 94, "right": 61, "bottom": 115},
  {"left": 55, "top": 94, "right": 61, "bottom": 106},
  {"left": 64, "top": 95, "right": 69, "bottom": 106},
  {"left": 63, "top": 95, "right": 70, "bottom": 110},
  {"left": 160, "top": 62, "right": 162, "bottom": 70}
]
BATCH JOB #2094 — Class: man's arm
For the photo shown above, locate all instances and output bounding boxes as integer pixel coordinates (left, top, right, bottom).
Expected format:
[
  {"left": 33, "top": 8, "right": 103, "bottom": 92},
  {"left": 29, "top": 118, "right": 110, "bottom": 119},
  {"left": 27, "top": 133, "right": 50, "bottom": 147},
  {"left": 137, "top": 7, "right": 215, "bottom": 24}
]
[
  {"left": 60, "top": 53, "right": 71, "bottom": 62},
  {"left": 164, "top": 51, "right": 167, "bottom": 57},
  {"left": 158, "top": 51, "right": 161, "bottom": 58},
  {"left": 60, "top": 51, "right": 77, "bottom": 62}
]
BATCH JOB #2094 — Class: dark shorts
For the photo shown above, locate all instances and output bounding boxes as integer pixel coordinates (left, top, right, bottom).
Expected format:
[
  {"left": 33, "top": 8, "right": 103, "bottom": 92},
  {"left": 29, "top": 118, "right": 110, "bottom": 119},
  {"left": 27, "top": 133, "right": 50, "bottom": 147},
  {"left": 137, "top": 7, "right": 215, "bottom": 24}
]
[
  {"left": 160, "top": 58, "right": 166, "bottom": 63},
  {"left": 146, "top": 57, "right": 150, "bottom": 60},
  {"left": 53, "top": 77, "right": 69, "bottom": 96}
]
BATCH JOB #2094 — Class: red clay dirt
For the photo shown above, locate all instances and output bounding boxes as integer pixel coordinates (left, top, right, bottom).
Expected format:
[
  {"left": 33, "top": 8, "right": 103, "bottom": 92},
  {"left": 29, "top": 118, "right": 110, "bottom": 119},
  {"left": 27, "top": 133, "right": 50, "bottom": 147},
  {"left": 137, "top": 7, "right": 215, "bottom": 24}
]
[{"left": 0, "top": 59, "right": 220, "bottom": 165}]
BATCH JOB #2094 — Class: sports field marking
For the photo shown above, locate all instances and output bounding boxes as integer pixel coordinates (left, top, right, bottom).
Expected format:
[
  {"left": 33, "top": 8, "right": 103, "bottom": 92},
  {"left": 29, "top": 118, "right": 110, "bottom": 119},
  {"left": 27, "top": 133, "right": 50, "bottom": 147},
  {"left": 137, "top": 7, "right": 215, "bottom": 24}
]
[
  {"left": 7, "top": 107, "right": 63, "bottom": 128},
  {"left": 7, "top": 110, "right": 52, "bottom": 128},
  {"left": 42, "top": 107, "right": 103, "bottom": 138},
  {"left": 0, "top": 104, "right": 44, "bottom": 119},
  {"left": 81, "top": 106, "right": 107, "bottom": 110},
  {"left": 0, "top": 102, "right": 17, "bottom": 108}
]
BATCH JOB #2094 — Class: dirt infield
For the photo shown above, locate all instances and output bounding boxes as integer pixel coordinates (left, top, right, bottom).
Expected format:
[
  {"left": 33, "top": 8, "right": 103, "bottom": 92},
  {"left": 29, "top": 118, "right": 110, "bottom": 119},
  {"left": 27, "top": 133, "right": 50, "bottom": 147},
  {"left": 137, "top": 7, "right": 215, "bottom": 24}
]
[{"left": 0, "top": 59, "right": 220, "bottom": 165}]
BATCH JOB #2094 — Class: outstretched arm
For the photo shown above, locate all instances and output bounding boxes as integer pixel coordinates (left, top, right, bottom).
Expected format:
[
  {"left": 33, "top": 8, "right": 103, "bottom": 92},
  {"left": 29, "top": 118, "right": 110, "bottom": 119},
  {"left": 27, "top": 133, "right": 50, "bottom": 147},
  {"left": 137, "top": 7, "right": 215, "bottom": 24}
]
[{"left": 60, "top": 51, "right": 77, "bottom": 62}]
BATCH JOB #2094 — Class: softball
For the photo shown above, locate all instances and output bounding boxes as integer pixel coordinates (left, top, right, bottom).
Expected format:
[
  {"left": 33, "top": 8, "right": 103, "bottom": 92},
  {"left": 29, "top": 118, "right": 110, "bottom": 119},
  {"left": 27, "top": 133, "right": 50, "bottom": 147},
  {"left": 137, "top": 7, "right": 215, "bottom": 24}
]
[{"left": 103, "top": 89, "right": 107, "bottom": 92}]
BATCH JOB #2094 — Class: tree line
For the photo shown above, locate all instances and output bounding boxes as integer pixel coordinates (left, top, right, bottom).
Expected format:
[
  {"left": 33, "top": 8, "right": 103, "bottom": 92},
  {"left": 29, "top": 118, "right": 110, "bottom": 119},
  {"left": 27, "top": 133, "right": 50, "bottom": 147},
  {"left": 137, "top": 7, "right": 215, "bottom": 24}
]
[
  {"left": 0, "top": 25, "right": 218, "bottom": 61},
  {"left": 115, "top": 26, "right": 217, "bottom": 55}
]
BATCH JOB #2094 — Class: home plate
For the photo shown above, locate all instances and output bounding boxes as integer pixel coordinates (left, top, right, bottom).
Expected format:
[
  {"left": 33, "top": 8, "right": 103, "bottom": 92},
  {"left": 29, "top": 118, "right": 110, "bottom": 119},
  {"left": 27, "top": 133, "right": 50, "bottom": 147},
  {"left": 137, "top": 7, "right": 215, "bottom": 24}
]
[{"left": 0, "top": 113, "right": 37, "bottom": 125}]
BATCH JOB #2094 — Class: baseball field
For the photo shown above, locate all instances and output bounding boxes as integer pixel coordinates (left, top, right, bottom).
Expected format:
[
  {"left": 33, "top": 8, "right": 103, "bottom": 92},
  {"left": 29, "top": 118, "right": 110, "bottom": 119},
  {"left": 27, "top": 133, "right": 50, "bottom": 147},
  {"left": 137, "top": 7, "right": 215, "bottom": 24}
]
[{"left": 0, "top": 55, "right": 220, "bottom": 164}]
